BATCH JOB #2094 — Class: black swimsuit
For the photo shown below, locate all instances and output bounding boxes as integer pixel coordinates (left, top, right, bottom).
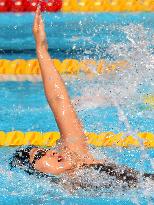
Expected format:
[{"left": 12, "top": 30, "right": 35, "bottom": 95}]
[
  {"left": 65, "top": 162, "right": 154, "bottom": 190},
  {"left": 88, "top": 163, "right": 139, "bottom": 188}
]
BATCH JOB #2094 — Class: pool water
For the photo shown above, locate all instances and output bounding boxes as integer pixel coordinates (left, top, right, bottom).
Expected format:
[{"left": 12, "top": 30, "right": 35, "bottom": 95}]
[
  {"left": 0, "top": 80, "right": 153, "bottom": 133},
  {"left": 0, "top": 12, "right": 154, "bottom": 205},
  {"left": 0, "top": 78, "right": 154, "bottom": 205},
  {"left": 0, "top": 147, "right": 154, "bottom": 205},
  {"left": 0, "top": 13, "right": 153, "bottom": 59}
]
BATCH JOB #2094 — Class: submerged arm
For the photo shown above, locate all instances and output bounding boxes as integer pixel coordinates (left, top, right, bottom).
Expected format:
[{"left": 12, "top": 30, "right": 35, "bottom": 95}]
[{"left": 33, "top": 7, "right": 88, "bottom": 153}]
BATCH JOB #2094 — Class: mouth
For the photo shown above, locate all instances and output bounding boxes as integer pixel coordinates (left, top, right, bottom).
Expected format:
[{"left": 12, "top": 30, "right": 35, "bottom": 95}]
[{"left": 57, "top": 155, "right": 63, "bottom": 162}]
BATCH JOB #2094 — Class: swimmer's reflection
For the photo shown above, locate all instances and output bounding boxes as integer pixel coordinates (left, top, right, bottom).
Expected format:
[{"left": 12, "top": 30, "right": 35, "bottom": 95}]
[{"left": 10, "top": 6, "right": 154, "bottom": 191}]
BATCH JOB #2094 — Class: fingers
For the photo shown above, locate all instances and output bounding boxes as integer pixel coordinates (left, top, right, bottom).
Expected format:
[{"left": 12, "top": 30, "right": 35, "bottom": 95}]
[
  {"left": 33, "top": 9, "right": 39, "bottom": 32},
  {"left": 33, "top": 5, "right": 41, "bottom": 33},
  {"left": 39, "top": 13, "right": 45, "bottom": 30},
  {"left": 36, "top": 4, "right": 41, "bottom": 16}
]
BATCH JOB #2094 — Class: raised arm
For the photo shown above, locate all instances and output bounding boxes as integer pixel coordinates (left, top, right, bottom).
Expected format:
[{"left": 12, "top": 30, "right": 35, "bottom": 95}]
[{"left": 33, "top": 7, "right": 88, "bottom": 153}]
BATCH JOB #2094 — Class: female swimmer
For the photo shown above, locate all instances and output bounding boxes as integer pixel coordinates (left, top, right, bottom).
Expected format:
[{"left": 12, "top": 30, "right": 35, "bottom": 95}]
[{"left": 10, "top": 7, "right": 154, "bottom": 190}]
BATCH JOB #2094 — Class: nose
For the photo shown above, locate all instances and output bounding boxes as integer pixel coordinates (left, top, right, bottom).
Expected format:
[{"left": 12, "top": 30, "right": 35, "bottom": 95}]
[{"left": 46, "top": 150, "right": 58, "bottom": 157}]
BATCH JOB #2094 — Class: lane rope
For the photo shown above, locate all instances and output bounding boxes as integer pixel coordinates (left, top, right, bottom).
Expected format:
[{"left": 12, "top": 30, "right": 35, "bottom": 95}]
[
  {"left": 0, "top": 0, "right": 153, "bottom": 12},
  {"left": 144, "top": 95, "right": 154, "bottom": 109},
  {"left": 62, "top": 0, "right": 153, "bottom": 12},
  {"left": 0, "top": 131, "right": 154, "bottom": 148},
  {"left": 0, "top": 59, "right": 129, "bottom": 75}
]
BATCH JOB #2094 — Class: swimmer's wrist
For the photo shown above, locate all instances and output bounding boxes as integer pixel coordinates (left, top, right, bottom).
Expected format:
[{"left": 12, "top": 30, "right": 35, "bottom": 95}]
[
  {"left": 36, "top": 44, "right": 48, "bottom": 54},
  {"left": 36, "top": 39, "right": 48, "bottom": 51}
]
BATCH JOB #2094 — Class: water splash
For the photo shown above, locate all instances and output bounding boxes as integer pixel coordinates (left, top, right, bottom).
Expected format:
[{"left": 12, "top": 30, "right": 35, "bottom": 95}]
[
  {"left": 73, "top": 23, "right": 154, "bottom": 126},
  {"left": 71, "top": 23, "right": 154, "bottom": 203}
]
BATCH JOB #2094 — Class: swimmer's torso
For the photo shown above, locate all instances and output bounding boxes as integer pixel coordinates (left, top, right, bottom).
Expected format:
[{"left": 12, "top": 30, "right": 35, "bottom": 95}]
[
  {"left": 58, "top": 147, "right": 139, "bottom": 191},
  {"left": 61, "top": 161, "right": 140, "bottom": 191}
]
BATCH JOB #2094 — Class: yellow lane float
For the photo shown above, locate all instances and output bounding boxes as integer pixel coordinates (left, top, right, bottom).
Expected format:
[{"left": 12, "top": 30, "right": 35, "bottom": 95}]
[
  {"left": 0, "top": 59, "right": 129, "bottom": 75},
  {"left": 61, "top": 0, "right": 154, "bottom": 12},
  {"left": 0, "top": 131, "right": 154, "bottom": 148},
  {"left": 144, "top": 95, "right": 154, "bottom": 109}
]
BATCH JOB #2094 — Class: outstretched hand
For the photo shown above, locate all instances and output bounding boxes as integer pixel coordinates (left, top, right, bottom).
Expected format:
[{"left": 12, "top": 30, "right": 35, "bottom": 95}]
[{"left": 33, "top": 6, "right": 48, "bottom": 50}]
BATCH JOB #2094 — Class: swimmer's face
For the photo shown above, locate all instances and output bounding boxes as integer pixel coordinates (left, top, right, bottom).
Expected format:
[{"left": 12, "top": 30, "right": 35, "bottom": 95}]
[{"left": 29, "top": 148, "right": 73, "bottom": 175}]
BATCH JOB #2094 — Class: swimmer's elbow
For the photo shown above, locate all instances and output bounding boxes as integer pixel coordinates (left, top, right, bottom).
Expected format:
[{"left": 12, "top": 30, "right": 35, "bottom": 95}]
[{"left": 46, "top": 93, "right": 67, "bottom": 106}]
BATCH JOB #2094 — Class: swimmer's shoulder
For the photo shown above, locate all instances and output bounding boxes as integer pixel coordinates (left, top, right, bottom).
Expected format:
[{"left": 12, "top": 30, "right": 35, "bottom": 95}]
[{"left": 61, "top": 144, "right": 107, "bottom": 166}]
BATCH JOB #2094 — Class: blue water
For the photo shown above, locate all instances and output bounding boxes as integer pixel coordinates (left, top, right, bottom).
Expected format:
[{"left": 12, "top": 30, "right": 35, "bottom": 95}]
[
  {"left": 0, "top": 81, "right": 153, "bottom": 133},
  {"left": 0, "top": 13, "right": 153, "bottom": 59},
  {"left": 0, "top": 12, "right": 154, "bottom": 205},
  {"left": 0, "top": 146, "right": 154, "bottom": 205},
  {"left": 0, "top": 80, "right": 154, "bottom": 204}
]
